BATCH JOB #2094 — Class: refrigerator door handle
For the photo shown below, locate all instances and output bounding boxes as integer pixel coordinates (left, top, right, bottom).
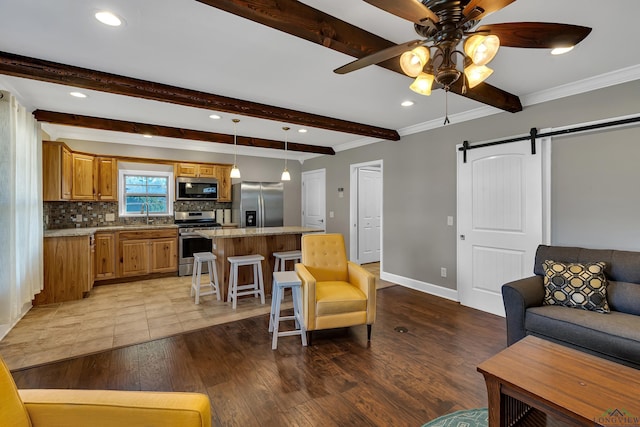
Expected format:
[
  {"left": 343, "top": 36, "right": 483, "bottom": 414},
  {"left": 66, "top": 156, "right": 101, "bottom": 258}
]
[{"left": 259, "top": 190, "right": 264, "bottom": 227}]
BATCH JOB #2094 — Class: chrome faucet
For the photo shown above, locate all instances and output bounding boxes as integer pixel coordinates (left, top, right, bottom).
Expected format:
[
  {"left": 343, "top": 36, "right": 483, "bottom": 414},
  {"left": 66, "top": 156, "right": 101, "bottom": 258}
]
[{"left": 140, "top": 202, "right": 152, "bottom": 225}]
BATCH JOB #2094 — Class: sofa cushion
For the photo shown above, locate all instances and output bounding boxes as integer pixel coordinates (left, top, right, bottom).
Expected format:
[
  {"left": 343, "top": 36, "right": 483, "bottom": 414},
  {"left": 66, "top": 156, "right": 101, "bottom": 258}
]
[
  {"left": 542, "top": 260, "right": 610, "bottom": 313},
  {"left": 315, "top": 281, "right": 367, "bottom": 316},
  {"left": 526, "top": 305, "right": 640, "bottom": 367},
  {"left": 608, "top": 281, "right": 640, "bottom": 316}
]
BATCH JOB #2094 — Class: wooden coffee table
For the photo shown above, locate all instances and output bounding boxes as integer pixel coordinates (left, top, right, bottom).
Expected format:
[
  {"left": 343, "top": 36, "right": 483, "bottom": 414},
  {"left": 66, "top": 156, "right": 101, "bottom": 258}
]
[{"left": 477, "top": 336, "right": 640, "bottom": 427}]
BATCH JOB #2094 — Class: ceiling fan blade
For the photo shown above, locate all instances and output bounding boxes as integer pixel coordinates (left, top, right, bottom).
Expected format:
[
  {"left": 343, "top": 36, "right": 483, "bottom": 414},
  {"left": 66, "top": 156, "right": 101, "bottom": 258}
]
[
  {"left": 363, "top": 0, "right": 439, "bottom": 25},
  {"left": 463, "top": 0, "right": 516, "bottom": 22},
  {"left": 449, "top": 79, "right": 522, "bottom": 113},
  {"left": 334, "top": 39, "right": 423, "bottom": 74},
  {"left": 476, "top": 22, "right": 592, "bottom": 48}
]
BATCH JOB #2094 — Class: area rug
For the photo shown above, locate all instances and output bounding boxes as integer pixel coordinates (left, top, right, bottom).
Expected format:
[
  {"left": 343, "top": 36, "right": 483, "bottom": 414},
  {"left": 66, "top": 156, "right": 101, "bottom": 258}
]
[{"left": 422, "top": 408, "right": 488, "bottom": 427}]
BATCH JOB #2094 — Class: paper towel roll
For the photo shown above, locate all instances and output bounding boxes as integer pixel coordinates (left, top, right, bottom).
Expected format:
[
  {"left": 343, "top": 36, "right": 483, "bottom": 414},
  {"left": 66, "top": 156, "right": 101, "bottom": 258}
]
[
  {"left": 216, "top": 209, "right": 224, "bottom": 224},
  {"left": 224, "top": 209, "right": 231, "bottom": 224}
]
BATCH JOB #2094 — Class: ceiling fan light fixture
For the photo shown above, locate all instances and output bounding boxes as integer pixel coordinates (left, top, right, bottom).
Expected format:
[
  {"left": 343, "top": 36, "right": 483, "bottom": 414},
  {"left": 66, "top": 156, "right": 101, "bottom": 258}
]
[
  {"left": 400, "top": 46, "right": 430, "bottom": 77},
  {"left": 464, "top": 34, "right": 500, "bottom": 66},
  {"left": 551, "top": 46, "right": 574, "bottom": 55},
  {"left": 409, "top": 72, "right": 435, "bottom": 96},
  {"left": 464, "top": 64, "right": 494, "bottom": 88}
]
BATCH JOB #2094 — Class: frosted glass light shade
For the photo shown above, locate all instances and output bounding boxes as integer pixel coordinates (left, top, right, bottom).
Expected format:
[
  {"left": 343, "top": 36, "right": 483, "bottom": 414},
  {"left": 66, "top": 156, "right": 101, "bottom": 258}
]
[
  {"left": 400, "top": 46, "right": 430, "bottom": 77},
  {"left": 409, "top": 72, "right": 435, "bottom": 96},
  {"left": 464, "top": 64, "right": 493, "bottom": 88},
  {"left": 230, "top": 165, "right": 241, "bottom": 178},
  {"left": 464, "top": 35, "right": 499, "bottom": 66},
  {"left": 281, "top": 169, "right": 291, "bottom": 181}
]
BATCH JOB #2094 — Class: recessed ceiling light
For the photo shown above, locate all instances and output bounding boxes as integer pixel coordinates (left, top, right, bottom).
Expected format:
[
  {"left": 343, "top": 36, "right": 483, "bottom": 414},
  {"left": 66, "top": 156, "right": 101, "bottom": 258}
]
[
  {"left": 142, "top": 134, "right": 152, "bottom": 138},
  {"left": 69, "top": 91, "right": 87, "bottom": 98},
  {"left": 95, "top": 11, "right": 122, "bottom": 27},
  {"left": 209, "top": 114, "right": 221, "bottom": 119},
  {"left": 401, "top": 100, "right": 414, "bottom": 107},
  {"left": 298, "top": 129, "right": 307, "bottom": 133},
  {"left": 551, "top": 46, "right": 574, "bottom": 55}
]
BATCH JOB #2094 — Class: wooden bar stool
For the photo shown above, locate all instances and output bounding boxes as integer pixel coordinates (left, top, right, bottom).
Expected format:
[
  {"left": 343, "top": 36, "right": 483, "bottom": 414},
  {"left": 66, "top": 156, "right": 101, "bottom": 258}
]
[
  {"left": 227, "top": 254, "right": 266, "bottom": 310},
  {"left": 272, "top": 250, "right": 302, "bottom": 273},
  {"left": 191, "top": 252, "right": 220, "bottom": 304},
  {"left": 269, "top": 271, "right": 307, "bottom": 350}
]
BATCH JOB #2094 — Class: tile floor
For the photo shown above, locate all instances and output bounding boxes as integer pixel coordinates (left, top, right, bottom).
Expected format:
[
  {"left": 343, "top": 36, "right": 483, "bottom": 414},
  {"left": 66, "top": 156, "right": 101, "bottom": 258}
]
[{"left": 0, "top": 263, "right": 389, "bottom": 371}]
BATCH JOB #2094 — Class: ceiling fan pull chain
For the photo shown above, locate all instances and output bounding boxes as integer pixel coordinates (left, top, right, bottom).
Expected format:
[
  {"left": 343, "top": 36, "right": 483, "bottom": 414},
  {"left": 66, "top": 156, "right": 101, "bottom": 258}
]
[{"left": 443, "top": 90, "right": 450, "bottom": 125}]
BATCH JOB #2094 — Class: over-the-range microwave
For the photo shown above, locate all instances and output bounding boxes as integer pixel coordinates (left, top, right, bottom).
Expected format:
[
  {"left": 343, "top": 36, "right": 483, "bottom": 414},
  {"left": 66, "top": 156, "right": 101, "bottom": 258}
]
[{"left": 176, "top": 177, "right": 218, "bottom": 201}]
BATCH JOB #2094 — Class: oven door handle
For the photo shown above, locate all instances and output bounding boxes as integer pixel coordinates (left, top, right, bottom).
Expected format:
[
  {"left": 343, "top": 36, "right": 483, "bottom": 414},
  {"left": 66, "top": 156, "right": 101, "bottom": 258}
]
[{"left": 180, "top": 232, "right": 203, "bottom": 238}]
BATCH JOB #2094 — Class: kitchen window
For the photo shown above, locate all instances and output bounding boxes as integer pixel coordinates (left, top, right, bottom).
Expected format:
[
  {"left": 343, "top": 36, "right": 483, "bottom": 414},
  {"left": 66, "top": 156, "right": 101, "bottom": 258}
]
[{"left": 118, "top": 165, "right": 174, "bottom": 217}]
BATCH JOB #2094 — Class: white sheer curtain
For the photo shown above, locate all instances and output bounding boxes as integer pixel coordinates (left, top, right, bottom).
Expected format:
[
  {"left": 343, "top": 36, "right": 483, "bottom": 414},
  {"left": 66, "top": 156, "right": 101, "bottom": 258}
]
[{"left": 0, "top": 91, "right": 43, "bottom": 337}]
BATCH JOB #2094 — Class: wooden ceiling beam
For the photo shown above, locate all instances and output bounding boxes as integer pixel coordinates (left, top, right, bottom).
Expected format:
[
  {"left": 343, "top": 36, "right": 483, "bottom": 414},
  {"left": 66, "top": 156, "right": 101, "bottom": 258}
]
[
  {"left": 0, "top": 50, "right": 399, "bottom": 142},
  {"left": 199, "top": 0, "right": 522, "bottom": 113},
  {"left": 34, "top": 110, "right": 335, "bottom": 155}
]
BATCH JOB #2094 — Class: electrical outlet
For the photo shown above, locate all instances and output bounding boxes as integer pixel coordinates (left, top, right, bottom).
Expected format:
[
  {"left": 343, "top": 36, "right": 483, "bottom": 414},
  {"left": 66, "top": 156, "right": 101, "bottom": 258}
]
[
  {"left": 105, "top": 213, "right": 115, "bottom": 222},
  {"left": 440, "top": 267, "right": 447, "bottom": 278},
  {"left": 75, "top": 214, "right": 82, "bottom": 222}
]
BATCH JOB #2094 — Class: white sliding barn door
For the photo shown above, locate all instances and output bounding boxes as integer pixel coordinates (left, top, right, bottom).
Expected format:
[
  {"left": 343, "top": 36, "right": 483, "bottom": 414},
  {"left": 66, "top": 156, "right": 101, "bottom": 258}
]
[{"left": 457, "top": 139, "right": 543, "bottom": 316}]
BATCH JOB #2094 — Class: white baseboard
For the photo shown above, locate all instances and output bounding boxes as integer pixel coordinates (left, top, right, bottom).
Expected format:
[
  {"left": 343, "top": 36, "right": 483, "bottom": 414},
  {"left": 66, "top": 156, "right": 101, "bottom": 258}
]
[{"left": 380, "top": 271, "right": 459, "bottom": 302}]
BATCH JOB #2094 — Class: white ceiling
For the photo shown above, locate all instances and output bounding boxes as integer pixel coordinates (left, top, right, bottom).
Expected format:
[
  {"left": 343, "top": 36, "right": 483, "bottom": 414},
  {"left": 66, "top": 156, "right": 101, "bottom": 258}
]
[{"left": 1, "top": 0, "right": 639, "bottom": 162}]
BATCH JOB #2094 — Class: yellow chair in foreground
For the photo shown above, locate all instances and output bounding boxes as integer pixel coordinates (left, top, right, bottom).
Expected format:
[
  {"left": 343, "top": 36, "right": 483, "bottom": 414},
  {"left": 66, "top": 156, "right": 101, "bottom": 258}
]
[
  {"left": 0, "top": 355, "right": 211, "bottom": 427},
  {"left": 295, "top": 233, "right": 376, "bottom": 343}
]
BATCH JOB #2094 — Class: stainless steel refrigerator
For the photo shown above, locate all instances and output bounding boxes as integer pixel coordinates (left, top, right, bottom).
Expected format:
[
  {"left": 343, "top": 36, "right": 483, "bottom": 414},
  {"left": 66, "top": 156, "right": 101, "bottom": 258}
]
[{"left": 232, "top": 182, "right": 284, "bottom": 227}]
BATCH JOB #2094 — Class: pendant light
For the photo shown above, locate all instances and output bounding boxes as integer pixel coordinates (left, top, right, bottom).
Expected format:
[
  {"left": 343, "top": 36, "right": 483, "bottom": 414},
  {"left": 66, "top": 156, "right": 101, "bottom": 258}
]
[
  {"left": 281, "top": 126, "right": 291, "bottom": 181},
  {"left": 230, "top": 118, "right": 241, "bottom": 179}
]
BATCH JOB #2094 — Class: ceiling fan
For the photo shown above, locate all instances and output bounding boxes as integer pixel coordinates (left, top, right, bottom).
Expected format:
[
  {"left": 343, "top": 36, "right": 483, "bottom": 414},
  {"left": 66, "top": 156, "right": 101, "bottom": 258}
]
[{"left": 334, "top": 0, "right": 592, "bottom": 115}]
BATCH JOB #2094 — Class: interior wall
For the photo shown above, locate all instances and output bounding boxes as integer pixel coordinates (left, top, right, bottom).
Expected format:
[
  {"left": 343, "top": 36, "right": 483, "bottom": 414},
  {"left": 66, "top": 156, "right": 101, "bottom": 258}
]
[
  {"left": 302, "top": 79, "right": 640, "bottom": 292},
  {"left": 59, "top": 138, "right": 302, "bottom": 226}
]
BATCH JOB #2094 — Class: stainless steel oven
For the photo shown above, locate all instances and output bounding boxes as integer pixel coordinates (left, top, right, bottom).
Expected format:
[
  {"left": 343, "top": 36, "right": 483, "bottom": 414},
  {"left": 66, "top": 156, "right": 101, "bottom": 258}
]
[{"left": 175, "top": 211, "right": 221, "bottom": 276}]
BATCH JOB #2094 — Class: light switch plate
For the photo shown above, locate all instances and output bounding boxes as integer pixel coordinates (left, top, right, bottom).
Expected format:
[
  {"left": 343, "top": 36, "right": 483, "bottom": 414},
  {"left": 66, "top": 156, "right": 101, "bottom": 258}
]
[
  {"left": 105, "top": 213, "right": 115, "bottom": 222},
  {"left": 447, "top": 216, "right": 454, "bottom": 226}
]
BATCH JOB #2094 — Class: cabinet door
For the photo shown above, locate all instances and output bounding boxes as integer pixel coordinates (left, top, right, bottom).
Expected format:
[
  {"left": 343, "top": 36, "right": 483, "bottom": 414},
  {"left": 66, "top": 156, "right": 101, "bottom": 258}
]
[
  {"left": 37, "top": 236, "right": 91, "bottom": 305},
  {"left": 150, "top": 238, "right": 178, "bottom": 273},
  {"left": 176, "top": 163, "right": 198, "bottom": 177},
  {"left": 197, "top": 164, "right": 216, "bottom": 178},
  {"left": 62, "top": 146, "right": 73, "bottom": 200},
  {"left": 72, "top": 153, "right": 95, "bottom": 200},
  {"left": 120, "top": 239, "right": 150, "bottom": 277},
  {"left": 216, "top": 165, "right": 232, "bottom": 202},
  {"left": 95, "top": 157, "right": 118, "bottom": 201},
  {"left": 95, "top": 232, "right": 116, "bottom": 280}
]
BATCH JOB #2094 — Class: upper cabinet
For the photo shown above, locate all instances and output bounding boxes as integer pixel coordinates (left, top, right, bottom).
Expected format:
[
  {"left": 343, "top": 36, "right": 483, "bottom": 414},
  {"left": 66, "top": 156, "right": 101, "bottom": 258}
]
[
  {"left": 175, "top": 162, "right": 217, "bottom": 178},
  {"left": 43, "top": 141, "right": 118, "bottom": 202},
  {"left": 71, "top": 153, "right": 95, "bottom": 200},
  {"left": 95, "top": 157, "right": 118, "bottom": 201},
  {"left": 216, "top": 165, "right": 232, "bottom": 202},
  {"left": 43, "top": 141, "right": 72, "bottom": 201}
]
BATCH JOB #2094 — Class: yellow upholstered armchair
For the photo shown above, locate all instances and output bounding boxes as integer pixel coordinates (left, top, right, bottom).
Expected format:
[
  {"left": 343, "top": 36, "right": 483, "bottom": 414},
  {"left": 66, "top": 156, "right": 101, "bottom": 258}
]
[
  {"left": 1, "top": 355, "right": 211, "bottom": 427},
  {"left": 295, "top": 233, "right": 376, "bottom": 343}
]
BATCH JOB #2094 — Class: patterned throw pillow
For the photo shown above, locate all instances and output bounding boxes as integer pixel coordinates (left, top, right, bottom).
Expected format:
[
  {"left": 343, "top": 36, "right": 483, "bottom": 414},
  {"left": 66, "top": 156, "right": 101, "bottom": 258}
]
[{"left": 542, "top": 260, "right": 610, "bottom": 313}]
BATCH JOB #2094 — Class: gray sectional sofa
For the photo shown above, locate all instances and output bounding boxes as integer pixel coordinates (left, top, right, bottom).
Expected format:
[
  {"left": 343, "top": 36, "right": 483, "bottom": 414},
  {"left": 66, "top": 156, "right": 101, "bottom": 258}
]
[{"left": 502, "top": 245, "right": 640, "bottom": 369}]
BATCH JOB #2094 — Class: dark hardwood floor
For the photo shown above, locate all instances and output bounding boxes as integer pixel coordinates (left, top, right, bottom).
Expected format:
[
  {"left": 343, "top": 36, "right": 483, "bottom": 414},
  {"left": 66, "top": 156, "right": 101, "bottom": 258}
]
[{"left": 12, "top": 285, "right": 507, "bottom": 426}]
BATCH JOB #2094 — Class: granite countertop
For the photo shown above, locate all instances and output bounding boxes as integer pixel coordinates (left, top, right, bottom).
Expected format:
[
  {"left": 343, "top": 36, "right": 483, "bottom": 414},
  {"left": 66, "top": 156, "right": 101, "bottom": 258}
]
[
  {"left": 44, "top": 224, "right": 178, "bottom": 238},
  {"left": 196, "top": 226, "right": 323, "bottom": 239}
]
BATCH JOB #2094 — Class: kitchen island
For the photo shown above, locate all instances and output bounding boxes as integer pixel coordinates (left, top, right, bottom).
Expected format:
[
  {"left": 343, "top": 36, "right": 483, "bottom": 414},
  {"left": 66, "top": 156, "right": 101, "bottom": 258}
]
[{"left": 197, "top": 226, "right": 322, "bottom": 301}]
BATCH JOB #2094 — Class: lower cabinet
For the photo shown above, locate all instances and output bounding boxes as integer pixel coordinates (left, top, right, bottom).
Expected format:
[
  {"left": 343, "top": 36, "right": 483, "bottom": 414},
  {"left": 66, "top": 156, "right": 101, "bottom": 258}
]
[
  {"left": 38, "top": 235, "right": 92, "bottom": 305},
  {"left": 118, "top": 229, "right": 178, "bottom": 277},
  {"left": 94, "top": 232, "right": 116, "bottom": 280}
]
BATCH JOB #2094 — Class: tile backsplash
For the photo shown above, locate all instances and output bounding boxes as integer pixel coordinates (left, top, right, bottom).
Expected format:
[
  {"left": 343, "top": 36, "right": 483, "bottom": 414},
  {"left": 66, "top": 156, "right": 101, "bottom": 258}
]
[{"left": 44, "top": 200, "right": 232, "bottom": 229}]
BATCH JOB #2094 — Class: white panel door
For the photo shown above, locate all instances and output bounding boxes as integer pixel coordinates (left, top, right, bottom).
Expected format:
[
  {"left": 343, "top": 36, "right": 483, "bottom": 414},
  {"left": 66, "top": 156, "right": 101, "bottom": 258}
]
[
  {"left": 358, "top": 168, "right": 381, "bottom": 263},
  {"left": 302, "top": 169, "right": 326, "bottom": 230},
  {"left": 457, "top": 139, "right": 542, "bottom": 316}
]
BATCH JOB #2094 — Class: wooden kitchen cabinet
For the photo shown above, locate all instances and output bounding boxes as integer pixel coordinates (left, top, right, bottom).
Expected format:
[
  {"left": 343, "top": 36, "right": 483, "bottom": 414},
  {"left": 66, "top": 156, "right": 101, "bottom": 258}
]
[
  {"left": 216, "top": 164, "right": 232, "bottom": 202},
  {"left": 175, "top": 162, "right": 217, "bottom": 178},
  {"left": 42, "top": 141, "right": 72, "bottom": 201},
  {"left": 37, "top": 235, "right": 92, "bottom": 305},
  {"left": 94, "top": 232, "right": 116, "bottom": 280},
  {"left": 71, "top": 153, "right": 95, "bottom": 200},
  {"left": 118, "top": 228, "right": 178, "bottom": 277},
  {"left": 95, "top": 157, "right": 118, "bottom": 201}
]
